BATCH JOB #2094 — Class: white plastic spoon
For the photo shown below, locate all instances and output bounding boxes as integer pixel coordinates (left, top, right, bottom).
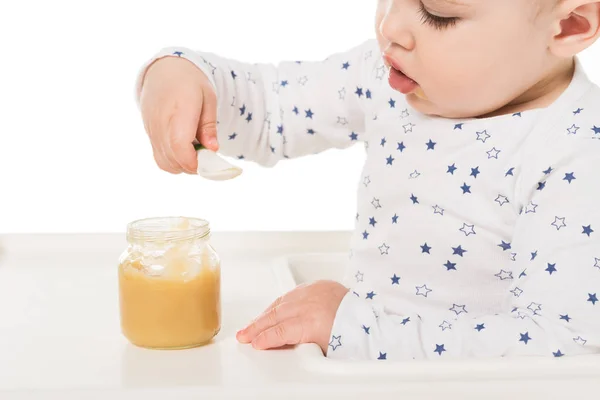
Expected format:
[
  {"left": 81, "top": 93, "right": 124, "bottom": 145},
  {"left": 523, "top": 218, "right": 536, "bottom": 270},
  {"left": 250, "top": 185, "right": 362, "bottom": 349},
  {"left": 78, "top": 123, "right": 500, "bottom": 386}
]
[{"left": 194, "top": 143, "right": 243, "bottom": 181}]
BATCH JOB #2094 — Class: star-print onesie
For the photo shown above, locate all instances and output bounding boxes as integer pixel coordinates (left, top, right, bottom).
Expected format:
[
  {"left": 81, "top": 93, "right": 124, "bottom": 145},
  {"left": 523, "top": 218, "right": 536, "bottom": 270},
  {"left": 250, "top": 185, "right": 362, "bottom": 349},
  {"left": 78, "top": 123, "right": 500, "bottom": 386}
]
[{"left": 136, "top": 39, "right": 600, "bottom": 361}]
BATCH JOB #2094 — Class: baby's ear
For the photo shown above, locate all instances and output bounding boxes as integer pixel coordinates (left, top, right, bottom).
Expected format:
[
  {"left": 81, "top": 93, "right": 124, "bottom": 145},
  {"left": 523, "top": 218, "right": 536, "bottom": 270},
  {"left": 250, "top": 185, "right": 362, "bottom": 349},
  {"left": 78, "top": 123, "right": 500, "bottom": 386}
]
[{"left": 549, "top": 0, "right": 600, "bottom": 57}]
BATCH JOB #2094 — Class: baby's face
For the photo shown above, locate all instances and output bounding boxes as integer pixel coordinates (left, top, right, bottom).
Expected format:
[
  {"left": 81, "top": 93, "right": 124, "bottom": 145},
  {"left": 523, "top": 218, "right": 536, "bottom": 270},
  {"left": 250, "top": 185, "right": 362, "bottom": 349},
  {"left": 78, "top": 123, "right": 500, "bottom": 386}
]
[{"left": 376, "top": 0, "right": 557, "bottom": 118}]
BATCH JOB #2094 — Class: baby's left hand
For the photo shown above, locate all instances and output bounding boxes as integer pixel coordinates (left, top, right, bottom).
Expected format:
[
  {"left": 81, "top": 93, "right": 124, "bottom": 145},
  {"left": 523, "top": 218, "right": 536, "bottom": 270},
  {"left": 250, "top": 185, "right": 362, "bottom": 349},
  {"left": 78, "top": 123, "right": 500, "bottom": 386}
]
[{"left": 236, "top": 280, "right": 349, "bottom": 353}]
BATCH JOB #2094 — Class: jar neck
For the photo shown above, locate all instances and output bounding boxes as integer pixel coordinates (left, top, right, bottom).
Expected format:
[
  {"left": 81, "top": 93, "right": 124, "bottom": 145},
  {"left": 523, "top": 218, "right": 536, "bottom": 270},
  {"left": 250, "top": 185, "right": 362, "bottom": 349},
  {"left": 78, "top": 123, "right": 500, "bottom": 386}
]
[{"left": 126, "top": 217, "right": 210, "bottom": 246}]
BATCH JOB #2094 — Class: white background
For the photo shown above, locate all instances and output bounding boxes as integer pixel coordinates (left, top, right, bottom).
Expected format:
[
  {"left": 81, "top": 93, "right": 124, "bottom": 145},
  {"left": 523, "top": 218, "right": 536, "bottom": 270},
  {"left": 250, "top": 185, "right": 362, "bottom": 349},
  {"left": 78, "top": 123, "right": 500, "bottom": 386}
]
[{"left": 1, "top": 0, "right": 599, "bottom": 233}]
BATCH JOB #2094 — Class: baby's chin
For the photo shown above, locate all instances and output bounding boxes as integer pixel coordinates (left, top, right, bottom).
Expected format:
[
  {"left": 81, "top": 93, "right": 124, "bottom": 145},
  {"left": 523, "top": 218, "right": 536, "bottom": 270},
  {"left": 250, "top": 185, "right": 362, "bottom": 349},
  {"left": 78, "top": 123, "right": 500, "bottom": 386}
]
[{"left": 405, "top": 92, "right": 477, "bottom": 120}]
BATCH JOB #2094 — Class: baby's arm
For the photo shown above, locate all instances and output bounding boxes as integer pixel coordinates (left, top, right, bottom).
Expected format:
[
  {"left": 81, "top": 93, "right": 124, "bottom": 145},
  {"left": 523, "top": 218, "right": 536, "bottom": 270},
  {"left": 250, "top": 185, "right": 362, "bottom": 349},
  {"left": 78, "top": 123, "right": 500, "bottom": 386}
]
[
  {"left": 136, "top": 40, "right": 381, "bottom": 167},
  {"left": 327, "top": 137, "right": 600, "bottom": 361}
]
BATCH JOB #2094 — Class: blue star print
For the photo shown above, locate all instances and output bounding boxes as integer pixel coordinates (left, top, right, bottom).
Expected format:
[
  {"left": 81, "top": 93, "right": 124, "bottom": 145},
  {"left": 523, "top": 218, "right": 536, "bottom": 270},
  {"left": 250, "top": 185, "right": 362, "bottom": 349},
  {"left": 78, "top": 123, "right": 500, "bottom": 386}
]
[{"left": 162, "top": 39, "right": 600, "bottom": 362}]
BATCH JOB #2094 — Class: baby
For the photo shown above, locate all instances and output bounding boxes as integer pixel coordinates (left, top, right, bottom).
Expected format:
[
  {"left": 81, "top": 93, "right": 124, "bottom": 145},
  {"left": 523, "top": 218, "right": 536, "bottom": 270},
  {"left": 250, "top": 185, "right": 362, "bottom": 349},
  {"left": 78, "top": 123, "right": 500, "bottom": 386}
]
[{"left": 136, "top": 0, "right": 600, "bottom": 361}]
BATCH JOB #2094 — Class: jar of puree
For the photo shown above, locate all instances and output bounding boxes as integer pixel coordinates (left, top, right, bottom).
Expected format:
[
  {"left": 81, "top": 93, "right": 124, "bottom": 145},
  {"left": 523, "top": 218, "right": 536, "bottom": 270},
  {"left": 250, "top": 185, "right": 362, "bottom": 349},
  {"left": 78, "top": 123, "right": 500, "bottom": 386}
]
[{"left": 118, "top": 217, "right": 221, "bottom": 349}]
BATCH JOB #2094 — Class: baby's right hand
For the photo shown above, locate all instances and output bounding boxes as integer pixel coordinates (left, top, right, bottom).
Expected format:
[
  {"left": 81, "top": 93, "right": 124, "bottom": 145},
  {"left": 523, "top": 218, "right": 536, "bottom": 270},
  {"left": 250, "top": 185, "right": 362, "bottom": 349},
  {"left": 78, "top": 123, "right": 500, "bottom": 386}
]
[{"left": 139, "top": 57, "right": 219, "bottom": 174}]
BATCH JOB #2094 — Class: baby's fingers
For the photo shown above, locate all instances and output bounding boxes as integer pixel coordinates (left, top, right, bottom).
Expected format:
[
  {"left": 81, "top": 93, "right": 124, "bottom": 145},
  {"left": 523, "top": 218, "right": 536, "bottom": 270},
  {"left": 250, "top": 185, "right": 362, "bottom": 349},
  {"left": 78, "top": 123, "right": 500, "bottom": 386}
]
[
  {"left": 251, "top": 317, "right": 305, "bottom": 350},
  {"left": 236, "top": 302, "right": 297, "bottom": 344}
]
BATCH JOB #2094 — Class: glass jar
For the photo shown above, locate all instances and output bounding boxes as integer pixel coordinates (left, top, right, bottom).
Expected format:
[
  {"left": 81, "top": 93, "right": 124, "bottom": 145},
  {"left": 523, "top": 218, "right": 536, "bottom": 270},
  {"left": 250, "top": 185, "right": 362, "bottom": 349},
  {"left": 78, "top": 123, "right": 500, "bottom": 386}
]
[{"left": 118, "top": 217, "right": 221, "bottom": 350}]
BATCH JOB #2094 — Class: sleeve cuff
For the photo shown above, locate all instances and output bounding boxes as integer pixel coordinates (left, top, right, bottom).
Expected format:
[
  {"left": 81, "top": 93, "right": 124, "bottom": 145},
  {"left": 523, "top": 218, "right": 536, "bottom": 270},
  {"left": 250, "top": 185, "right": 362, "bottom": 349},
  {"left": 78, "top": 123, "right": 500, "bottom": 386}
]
[
  {"left": 326, "top": 290, "right": 377, "bottom": 360},
  {"left": 133, "top": 47, "right": 218, "bottom": 107}
]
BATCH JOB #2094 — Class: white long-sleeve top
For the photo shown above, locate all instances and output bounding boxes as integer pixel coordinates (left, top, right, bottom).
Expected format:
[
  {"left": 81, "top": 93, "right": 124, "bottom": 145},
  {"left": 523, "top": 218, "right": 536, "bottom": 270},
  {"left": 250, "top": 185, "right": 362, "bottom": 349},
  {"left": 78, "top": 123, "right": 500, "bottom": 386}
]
[{"left": 136, "top": 39, "right": 600, "bottom": 361}]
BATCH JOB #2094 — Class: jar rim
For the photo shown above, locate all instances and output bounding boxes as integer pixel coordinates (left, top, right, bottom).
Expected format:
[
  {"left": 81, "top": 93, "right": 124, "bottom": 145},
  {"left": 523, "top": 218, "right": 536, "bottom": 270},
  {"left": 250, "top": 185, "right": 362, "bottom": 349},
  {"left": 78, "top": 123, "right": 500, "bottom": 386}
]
[{"left": 126, "top": 216, "right": 210, "bottom": 243}]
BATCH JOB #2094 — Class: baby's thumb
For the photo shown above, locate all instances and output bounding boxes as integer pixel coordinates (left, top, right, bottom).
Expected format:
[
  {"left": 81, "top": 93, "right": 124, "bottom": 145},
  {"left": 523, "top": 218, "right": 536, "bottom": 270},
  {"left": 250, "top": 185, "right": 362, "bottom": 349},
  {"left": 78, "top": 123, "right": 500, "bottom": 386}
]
[{"left": 197, "top": 86, "right": 219, "bottom": 152}]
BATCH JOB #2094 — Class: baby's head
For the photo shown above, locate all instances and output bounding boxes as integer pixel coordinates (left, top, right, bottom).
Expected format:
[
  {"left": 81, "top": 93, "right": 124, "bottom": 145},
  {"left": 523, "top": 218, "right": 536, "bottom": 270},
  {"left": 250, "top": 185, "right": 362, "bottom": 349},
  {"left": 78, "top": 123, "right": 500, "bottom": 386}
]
[{"left": 376, "top": 0, "right": 600, "bottom": 118}]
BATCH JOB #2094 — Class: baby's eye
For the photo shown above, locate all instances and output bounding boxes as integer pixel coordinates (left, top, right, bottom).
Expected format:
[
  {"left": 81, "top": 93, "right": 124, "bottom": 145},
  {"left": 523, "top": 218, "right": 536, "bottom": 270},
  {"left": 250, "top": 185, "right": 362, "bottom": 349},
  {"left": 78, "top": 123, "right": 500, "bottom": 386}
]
[{"left": 418, "top": 2, "right": 460, "bottom": 30}]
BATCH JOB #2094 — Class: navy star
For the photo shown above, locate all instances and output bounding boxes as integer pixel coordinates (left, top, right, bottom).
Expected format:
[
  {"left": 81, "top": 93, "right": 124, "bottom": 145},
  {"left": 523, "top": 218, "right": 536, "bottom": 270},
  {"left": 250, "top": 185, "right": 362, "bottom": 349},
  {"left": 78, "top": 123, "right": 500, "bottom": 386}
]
[
  {"left": 237, "top": 155, "right": 245, "bottom": 160},
  {"left": 391, "top": 274, "right": 400, "bottom": 285},
  {"left": 246, "top": 112, "right": 253, "bottom": 122},
  {"left": 292, "top": 106, "right": 299, "bottom": 115},
  {"left": 470, "top": 167, "right": 481, "bottom": 178},
  {"left": 378, "top": 352, "right": 387, "bottom": 360},
  {"left": 592, "top": 125, "right": 600, "bottom": 134},
  {"left": 386, "top": 155, "right": 395, "bottom": 165},
  {"left": 355, "top": 87, "right": 364, "bottom": 97},
  {"left": 397, "top": 142, "right": 406, "bottom": 152},
  {"left": 573, "top": 108, "right": 583, "bottom": 115},
  {"left": 454, "top": 123, "right": 464, "bottom": 130},
  {"left": 461, "top": 183, "right": 472, "bottom": 194},
  {"left": 426, "top": 139, "right": 437, "bottom": 150},
  {"left": 505, "top": 167, "right": 515, "bottom": 176},
  {"left": 560, "top": 314, "right": 571, "bottom": 322},
  {"left": 582, "top": 225, "right": 594, "bottom": 237},
  {"left": 270, "top": 145, "right": 275, "bottom": 153},
  {"left": 366, "top": 89, "right": 372, "bottom": 99},
  {"left": 173, "top": 51, "right": 184, "bottom": 57},
  {"left": 277, "top": 125, "right": 284, "bottom": 135},
  {"left": 537, "top": 181, "right": 546, "bottom": 191},
  {"left": 305, "top": 109, "right": 314, "bottom": 119},
  {"left": 546, "top": 263, "right": 557, "bottom": 275},
  {"left": 519, "top": 332, "right": 532, "bottom": 344},
  {"left": 513, "top": 112, "right": 522, "bottom": 117},
  {"left": 475, "top": 323, "right": 486, "bottom": 332},
  {"left": 362, "top": 325, "right": 370, "bottom": 334},
  {"left": 498, "top": 241, "right": 512, "bottom": 251},
  {"left": 329, "top": 335, "right": 342, "bottom": 351},
  {"left": 349, "top": 132, "right": 359, "bottom": 141},
  {"left": 553, "top": 350, "right": 565, "bottom": 357},
  {"left": 519, "top": 269, "right": 527, "bottom": 278},
  {"left": 369, "top": 217, "right": 377, "bottom": 227},
  {"left": 362, "top": 230, "right": 369, "bottom": 240},
  {"left": 401, "top": 317, "right": 410, "bottom": 325},
  {"left": 366, "top": 291, "right": 376, "bottom": 299},
  {"left": 231, "top": 70, "right": 237, "bottom": 79},
  {"left": 228, "top": 133, "right": 237, "bottom": 140},
  {"left": 531, "top": 251, "right": 538, "bottom": 260},
  {"left": 452, "top": 245, "right": 467, "bottom": 257},
  {"left": 444, "top": 260, "right": 457, "bottom": 271},
  {"left": 588, "top": 293, "right": 598, "bottom": 305},
  {"left": 342, "top": 61, "right": 351, "bottom": 70},
  {"left": 389, "top": 98, "right": 396, "bottom": 108},
  {"left": 447, "top": 163, "right": 458, "bottom": 174},
  {"left": 421, "top": 243, "right": 432, "bottom": 254},
  {"left": 410, "top": 194, "right": 419, "bottom": 204},
  {"left": 434, "top": 344, "right": 446, "bottom": 356},
  {"left": 563, "top": 172, "right": 576, "bottom": 183},
  {"left": 392, "top": 214, "right": 399, "bottom": 224},
  {"left": 280, "top": 80, "right": 288, "bottom": 87},
  {"left": 307, "top": 128, "right": 315, "bottom": 135},
  {"left": 543, "top": 166, "right": 553, "bottom": 175},
  {"left": 381, "top": 137, "right": 387, "bottom": 146},
  {"left": 239, "top": 104, "right": 246, "bottom": 115}
]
